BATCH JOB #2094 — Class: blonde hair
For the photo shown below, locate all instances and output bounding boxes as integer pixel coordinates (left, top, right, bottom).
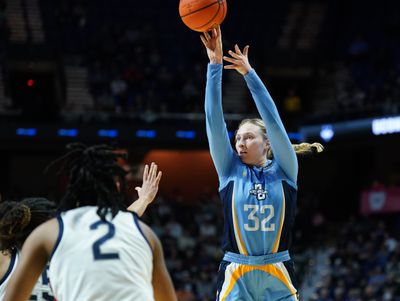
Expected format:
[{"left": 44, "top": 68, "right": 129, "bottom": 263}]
[
  {"left": 267, "top": 142, "right": 324, "bottom": 159},
  {"left": 236, "top": 118, "right": 324, "bottom": 158},
  {"left": 236, "top": 118, "right": 268, "bottom": 140}
]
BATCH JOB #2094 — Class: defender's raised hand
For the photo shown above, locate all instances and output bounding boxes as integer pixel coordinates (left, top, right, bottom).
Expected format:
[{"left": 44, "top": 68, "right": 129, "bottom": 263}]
[{"left": 128, "top": 162, "right": 162, "bottom": 217}]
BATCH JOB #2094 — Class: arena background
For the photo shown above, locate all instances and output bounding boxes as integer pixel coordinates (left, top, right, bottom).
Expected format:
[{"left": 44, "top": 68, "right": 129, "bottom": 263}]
[{"left": 0, "top": 0, "right": 399, "bottom": 300}]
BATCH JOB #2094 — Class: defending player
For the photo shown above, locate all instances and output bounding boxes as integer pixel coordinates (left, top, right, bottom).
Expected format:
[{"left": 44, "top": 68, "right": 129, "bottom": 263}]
[
  {"left": 3, "top": 143, "right": 176, "bottom": 301},
  {"left": 0, "top": 198, "right": 56, "bottom": 301}
]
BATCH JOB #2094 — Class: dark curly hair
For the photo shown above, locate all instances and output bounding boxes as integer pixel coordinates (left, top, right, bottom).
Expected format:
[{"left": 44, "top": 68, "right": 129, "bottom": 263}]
[
  {"left": 47, "top": 143, "right": 128, "bottom": 220},
  {"left": 0, "top": 198, "right": 56, "bottom": 254}
]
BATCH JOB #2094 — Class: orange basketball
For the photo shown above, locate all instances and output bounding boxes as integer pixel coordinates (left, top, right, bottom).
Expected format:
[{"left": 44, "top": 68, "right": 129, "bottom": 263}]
[{"left": 179, "top": 0, "right": 227, "bottom": 32}]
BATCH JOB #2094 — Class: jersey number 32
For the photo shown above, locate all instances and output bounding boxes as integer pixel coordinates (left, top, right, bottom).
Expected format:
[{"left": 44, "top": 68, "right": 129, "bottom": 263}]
[{"left": 244, "top": 204, "right": 275, "bottom": 232}]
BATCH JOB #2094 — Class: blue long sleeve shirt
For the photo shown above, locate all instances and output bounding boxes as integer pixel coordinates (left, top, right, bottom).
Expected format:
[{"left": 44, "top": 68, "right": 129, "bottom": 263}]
[{"left": 205, "top": 64, "right": 298, "bottom": 255}]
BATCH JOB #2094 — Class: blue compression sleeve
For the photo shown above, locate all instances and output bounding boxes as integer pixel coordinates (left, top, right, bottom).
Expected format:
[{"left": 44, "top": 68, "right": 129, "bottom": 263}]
[
  {"left": 244, "top": 69, "right": 298, "bottom": 183},
  {"left": 205, "top": 64, "right": 236, "bottom": 181}
]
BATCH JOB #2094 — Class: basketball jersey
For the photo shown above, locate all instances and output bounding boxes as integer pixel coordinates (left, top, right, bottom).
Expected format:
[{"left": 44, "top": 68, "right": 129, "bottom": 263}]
[
  {"left": 30, "top": 264, "right": 54, "bottom": 301},
  {"left": 0, "top": 253, "right": 53, "bottom": 301},
  {"left": 0, "top": 252, "right": 18, "bottom": 300},
  {"left": 219, "top": 159, "right": 297, "bottom": 256},
  {"left": 48, "top": 206, "right": 154, "bottom": 301},
  {"left": 205, "top": 64, "right": 299, "bottom": 257}
]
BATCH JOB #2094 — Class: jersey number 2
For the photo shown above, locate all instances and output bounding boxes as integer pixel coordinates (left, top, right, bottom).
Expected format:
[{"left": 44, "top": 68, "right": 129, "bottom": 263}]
[{"left": 90, "top": 221, "right": 120, "bottom": 260}]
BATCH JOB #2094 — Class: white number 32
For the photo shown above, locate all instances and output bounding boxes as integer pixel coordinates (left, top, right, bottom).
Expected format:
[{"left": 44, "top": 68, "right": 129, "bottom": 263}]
[{"left": 244, "top": 204, "right": 275, "bottom": 232}]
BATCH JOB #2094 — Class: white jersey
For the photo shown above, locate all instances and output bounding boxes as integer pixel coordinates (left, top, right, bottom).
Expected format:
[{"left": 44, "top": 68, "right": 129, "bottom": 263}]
[
  {"left": 48, "top": 206, "right": 154, "bottom": 301},
  {"left": 0, "top": 254, "right": 53, "bottom": 301},
  {"left": 30, "top": 264, "right": 54, "bottom": 301},
  {"left": 0, "top": 252, "right": 18, "bottom": 300}
]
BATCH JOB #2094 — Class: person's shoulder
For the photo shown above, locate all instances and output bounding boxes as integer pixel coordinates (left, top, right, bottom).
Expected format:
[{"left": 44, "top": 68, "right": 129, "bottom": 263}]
[
  {"left": 269, "top": 159, "right": 297, "bottom": 188},
  {"left": 31, "top": 218, "right": 59, "bottom": 238},
  {"left": 219, "top": 156, "right": 246, "bottom": 187},
  {"left": 23, "top": 218, "right": 60, "bottom": 258},
  {"left": 136, "top": 220, "right": 157, "bottom": 252}
]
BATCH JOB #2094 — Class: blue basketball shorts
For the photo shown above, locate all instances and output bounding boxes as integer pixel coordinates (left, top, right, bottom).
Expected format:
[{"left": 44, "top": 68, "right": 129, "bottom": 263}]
[{"left": 215, "top": 252, "right": 299, "bottom": 301}]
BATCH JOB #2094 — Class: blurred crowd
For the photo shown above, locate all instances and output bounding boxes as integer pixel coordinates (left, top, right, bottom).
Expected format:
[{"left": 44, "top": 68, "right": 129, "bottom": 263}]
[
  {"left": 323, "top": 36, "right": 400, "bottom": 122},
  {"left": 311, "top": 218, "right": 400, "bottom": 301},
  {"left": 141, "top": 192, "right": 223, "bottom": 301},
  {"left": 45, "top": 0, "right": 204, "bottom": 114},
  {"left": 1, "top": 0, "right": 400, "bottom": 123}
]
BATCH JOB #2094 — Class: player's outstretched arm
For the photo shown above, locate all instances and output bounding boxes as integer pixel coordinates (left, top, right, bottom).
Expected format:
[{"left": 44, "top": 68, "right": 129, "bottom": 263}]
[
  {"left": 140, "top": 221, "right": 177, "bottom": 301},
  {"left": 201, "top": 26, "right": 237, "bottom": 182},
  {"left": 127, "top": 162, "right": 162, "bottom": 217},
  {"left": 3, "top": 219, "right": 58, "bottom": 301},
  {"left": 224, "top": 45, "right": 298, "bottom": 183}
]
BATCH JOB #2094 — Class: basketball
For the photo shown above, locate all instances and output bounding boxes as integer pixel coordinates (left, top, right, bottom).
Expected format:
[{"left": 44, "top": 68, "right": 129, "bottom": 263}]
[{"left": 179, "top": 0, "right": 227, "bottom": 32}]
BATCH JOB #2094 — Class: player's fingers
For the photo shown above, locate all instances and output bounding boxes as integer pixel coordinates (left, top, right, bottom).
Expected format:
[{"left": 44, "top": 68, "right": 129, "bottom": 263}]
[
  {"left": 143, "top": 164, "right": 149, "bottom": 181},
  {"left": 234, "top": 44, "right": 242, "bottom": 55},
  {"left": 216, "top": 25, "right": 221, "bottom": 36},
  {"left": 212, "top": 28, "right": 217, "bottom": 38},
  {"left": 155, "top": 171, "right": 162, "bottom": 186},
  {"left": 150, "top": 162, "right": 157, "bottom": 180},
  {"left": 200, "top": 35, "right": 208, "bottom": 47},
  {"left": 228, "top": 50, "right": 242, "bottom": 59},
  {"left": 224, "top": 64, "right": 239, "bottom": 70},
  {"left": 204, "top": 31, "right": 211, "bottom": 41},
  {"left": 148, "top": 162, "right": 155, "bottom": 180},
  {"left": 243, "top": 45, "right": 250, "bottom": 57},
  {"left": 135, "top": 187, "right": 141, "bottom": 192},
  {"left": 223, "top": 56, "right": 238, "bottom": 64}
]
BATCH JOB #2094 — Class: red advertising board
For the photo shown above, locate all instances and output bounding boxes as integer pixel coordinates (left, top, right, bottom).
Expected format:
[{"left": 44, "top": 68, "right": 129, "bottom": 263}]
[{"left": 361, "top": 187, "right": 400, "bottom": 215}]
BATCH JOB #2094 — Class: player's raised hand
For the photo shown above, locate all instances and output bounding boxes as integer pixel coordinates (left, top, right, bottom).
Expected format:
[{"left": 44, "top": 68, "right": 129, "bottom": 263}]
[
  {"left": 128, "top": 162, "right": 162, "bottom": 216},
  {"left": 136, "top": 162, "right": 162, "bottom": 204},
  {"left": 223, "top": 44, "right": 252, "bottom": 75},
  {"left": 200, "top": 25, "right": 223, "bottom": 64}
]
